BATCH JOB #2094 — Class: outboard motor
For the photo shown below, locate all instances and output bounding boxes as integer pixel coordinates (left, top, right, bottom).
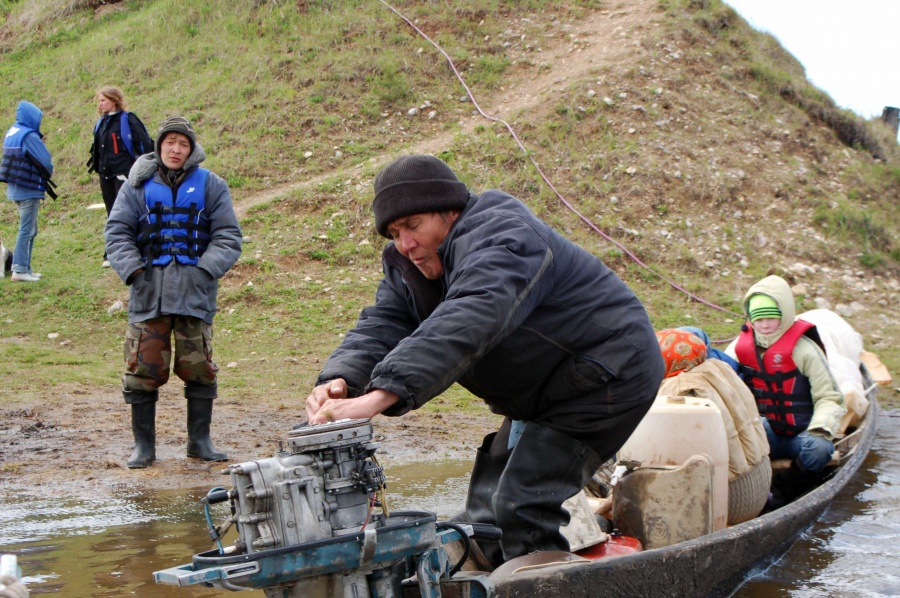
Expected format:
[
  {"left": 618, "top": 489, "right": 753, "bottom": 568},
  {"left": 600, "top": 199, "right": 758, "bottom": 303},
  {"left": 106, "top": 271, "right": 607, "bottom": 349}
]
[
  {"left": 230, "top": 418, "right": 387, "bottom": 552},
  {"left": 154, "top": 419, "right": 494, "bottom": 598}
]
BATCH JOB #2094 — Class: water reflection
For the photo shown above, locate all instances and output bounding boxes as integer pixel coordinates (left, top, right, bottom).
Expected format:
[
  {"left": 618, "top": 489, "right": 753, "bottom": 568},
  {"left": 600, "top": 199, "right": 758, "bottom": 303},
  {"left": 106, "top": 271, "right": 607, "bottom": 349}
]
[
  {"left": 383, "top": 459, "right": 472, "bottom": 518},
  {"left": 0, "top": 460, "right": 474, "bottom": 597},
  {"left": 735, "top": 409, "right": 900, "bottom": 597},
  {"left": 1, "top": 488, "right": 247, "bottom": 596}
]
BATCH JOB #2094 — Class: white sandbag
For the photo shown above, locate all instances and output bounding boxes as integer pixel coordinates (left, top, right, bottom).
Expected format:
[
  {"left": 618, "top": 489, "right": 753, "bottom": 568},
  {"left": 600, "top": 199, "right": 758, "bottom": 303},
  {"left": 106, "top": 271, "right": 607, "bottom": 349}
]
[
  {"left": 831, "top": 352, "right": 868, "bottom": 434},
  {"left": 797, "top": 309, "right": 868, "bottom": 433},
  {"left": 797, "top": 309, "right": 864, "bottom": 368},
  {"left": 826, "top": 351, "right": 864, "bottom": 389}
]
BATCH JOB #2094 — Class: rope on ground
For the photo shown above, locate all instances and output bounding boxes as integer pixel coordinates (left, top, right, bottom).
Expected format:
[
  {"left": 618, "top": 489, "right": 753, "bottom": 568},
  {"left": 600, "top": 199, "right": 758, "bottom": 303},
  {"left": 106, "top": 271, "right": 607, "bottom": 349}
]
[{"left": 377, "top": 0, "right": 743, "bottom": 319}]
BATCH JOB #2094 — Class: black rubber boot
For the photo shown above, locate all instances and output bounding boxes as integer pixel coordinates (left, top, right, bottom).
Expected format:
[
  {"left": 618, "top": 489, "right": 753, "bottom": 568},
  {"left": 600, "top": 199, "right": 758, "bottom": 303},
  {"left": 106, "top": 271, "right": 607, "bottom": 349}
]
[
  {"left": 460, "top": 426, "right": 512, "bottom": 567},
  {"left": 769, "top": 458, "right": 823, "bottom": 509},
  {"left": 127, "top": 401, "right": 156, "bottom": 469},
  {"left": 186, "top": 398, "right": 228, "bottom": 461},
  {"left": 494, "top": 422, "right": 602, "bottom": 562}
]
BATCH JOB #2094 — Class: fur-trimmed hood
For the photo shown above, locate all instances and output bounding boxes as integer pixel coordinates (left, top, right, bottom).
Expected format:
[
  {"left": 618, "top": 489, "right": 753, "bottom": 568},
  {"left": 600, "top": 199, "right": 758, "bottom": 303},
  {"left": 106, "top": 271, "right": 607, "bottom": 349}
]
[
  {"left": 742, "top": 274, "right": 795, "bottom": 349},
  {"left": 127, "top": 143, "right": 207, "bottom": 188}
]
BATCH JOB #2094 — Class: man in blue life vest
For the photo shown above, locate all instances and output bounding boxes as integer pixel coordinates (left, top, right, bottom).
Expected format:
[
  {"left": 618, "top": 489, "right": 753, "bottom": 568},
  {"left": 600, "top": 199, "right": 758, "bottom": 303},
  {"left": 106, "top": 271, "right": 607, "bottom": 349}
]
[
  {"left": 104, "top": 116, "right": 242, "bottom": 469},
  {"left": 733, "top": 275, "right": 845, "bottom": 508}
]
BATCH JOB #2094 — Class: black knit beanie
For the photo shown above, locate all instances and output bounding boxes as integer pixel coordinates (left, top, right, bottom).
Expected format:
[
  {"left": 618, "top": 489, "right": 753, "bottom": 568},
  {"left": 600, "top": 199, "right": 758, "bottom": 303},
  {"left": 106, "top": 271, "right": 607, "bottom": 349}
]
[
  {"left": 155, "top": 116, "right": 196, "bottom": 155},
  {"left": 372, "top": 154, "right": 469, "bottom": 237}
]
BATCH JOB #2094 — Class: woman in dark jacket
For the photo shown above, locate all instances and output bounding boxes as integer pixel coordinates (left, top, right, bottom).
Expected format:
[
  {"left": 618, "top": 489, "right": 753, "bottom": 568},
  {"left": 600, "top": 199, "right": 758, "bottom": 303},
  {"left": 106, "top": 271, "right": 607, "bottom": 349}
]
[{"left": 89, "top": 85, "right": 152, "bottom": 267}]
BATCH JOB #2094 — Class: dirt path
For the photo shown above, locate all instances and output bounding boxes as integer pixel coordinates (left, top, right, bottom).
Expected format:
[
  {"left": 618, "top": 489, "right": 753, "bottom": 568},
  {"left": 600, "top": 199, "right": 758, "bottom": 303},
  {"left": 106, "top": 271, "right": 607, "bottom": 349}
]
[
  {"left": 0, "top": 1, "right": 659, "bottom": 499},
  {"left": 233, "top": 2, "right": 657, "bottom": 218}
]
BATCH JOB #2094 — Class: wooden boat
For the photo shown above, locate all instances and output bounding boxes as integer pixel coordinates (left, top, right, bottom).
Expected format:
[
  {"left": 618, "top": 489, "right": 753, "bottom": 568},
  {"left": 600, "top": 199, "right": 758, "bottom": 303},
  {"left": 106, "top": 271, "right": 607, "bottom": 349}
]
[
  {"left": 155, "top": 363, "right": 883, "bottom": 598},
  {"left": 487, "top": 369, "right": 881, "bottom": 598}
]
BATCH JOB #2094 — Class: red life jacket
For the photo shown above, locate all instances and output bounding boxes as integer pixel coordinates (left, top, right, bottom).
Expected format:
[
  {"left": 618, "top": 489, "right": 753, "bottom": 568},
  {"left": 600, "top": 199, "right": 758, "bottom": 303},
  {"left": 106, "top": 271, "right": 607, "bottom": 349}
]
[{"left": 735, "top": 320, "right": 823, "bottom": 436}]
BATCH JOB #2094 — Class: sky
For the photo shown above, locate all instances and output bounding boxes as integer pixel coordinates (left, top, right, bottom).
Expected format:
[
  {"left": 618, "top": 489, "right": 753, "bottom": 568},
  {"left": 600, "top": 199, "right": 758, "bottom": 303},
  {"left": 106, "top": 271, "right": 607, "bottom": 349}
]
[{"left": 724, "top": 0, "right": 900, "bottom": 120}]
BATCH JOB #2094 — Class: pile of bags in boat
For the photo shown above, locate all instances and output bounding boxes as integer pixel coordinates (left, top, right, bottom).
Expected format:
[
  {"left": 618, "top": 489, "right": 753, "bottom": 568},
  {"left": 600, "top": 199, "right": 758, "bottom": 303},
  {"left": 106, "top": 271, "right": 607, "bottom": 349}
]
[
  {"left": 794, "top": 309, "right": 873, "bottom": 433},
  {"left": 582, "top": 308, "right": 882, "bottom": 550}
]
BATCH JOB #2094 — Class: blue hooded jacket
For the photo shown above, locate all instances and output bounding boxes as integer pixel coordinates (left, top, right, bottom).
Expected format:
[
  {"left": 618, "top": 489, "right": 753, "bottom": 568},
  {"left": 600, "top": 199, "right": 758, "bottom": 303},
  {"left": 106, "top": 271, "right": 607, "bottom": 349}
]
[
  {"left": 1, "top": 101, "right": 54, "bottom": 201},
  {"left": 678, "top": 326, "right": 740, "bottom": 373}
]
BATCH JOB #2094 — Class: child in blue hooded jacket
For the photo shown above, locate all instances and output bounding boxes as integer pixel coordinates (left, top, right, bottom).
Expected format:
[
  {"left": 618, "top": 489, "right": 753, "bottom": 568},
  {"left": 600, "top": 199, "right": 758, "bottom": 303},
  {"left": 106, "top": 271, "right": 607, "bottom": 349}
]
[{"left": 0, "top": 100, "right": 54, "bottom": 282}]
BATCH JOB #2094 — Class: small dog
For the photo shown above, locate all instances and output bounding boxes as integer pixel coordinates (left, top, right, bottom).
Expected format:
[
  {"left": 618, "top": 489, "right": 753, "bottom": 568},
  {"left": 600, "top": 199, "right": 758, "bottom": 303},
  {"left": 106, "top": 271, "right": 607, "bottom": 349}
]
[{"left": 0, "top": 233, "right": 11, "bottom": 278}]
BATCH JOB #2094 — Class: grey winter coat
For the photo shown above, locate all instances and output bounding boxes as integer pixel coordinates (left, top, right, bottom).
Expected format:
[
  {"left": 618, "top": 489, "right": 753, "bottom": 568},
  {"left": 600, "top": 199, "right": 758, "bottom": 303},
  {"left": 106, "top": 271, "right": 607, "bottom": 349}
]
[
  {"left": 104, "top": 145, "right": 242, "bottom": 324},
  {"left": 317, "top": 190, "right": 664, "bottom": 434}
]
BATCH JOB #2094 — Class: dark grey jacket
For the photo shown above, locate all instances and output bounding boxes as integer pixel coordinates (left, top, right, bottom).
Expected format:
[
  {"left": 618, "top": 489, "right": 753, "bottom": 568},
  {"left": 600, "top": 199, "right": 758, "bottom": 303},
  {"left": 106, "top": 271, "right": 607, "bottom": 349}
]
[
  {"left": 317, "top": 190, "right": 663, "bottom": 425},
  {"left": 104, "top": 146, "right": 242, "bottom": 324}
]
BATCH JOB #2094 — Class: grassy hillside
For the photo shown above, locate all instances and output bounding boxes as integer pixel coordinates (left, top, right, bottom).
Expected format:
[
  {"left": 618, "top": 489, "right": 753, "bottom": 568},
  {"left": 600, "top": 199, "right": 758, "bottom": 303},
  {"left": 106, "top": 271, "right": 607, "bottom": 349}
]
[{"left": 1, "top": 0, "right": 897, "bottom": 410}]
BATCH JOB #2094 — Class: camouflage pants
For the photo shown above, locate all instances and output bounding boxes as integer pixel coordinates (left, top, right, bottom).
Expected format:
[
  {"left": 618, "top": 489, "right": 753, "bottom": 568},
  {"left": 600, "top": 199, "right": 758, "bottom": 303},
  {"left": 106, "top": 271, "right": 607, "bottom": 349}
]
[{"left": 123, "top": 316, "right": 218, "bottom": 398}]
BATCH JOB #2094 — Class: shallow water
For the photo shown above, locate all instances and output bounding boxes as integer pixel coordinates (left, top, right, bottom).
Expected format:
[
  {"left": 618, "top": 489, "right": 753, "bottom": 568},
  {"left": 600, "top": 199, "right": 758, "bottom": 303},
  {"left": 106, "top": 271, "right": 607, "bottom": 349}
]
[
  {"left": 0, "top": 460, "right": 473, "bottom": 597},
  {"left": 0, "top": 488, "right": 238, "bottom": 597},
  {"left": 734, "top": 408, "right": 900, "bottom": 597},
  {"left": 734, "top": 410, "right": 900, "bottom": 598},
  {"left": 2, "top": 411, "right": 897, "bottom": 597}
]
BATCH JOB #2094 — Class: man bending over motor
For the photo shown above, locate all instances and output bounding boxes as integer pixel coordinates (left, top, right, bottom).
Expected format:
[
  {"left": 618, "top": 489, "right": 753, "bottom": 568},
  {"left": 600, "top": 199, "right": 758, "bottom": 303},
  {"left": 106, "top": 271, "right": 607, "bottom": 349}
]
[{"left": 305, "top": 154, "right": 664, "bottom": 565}]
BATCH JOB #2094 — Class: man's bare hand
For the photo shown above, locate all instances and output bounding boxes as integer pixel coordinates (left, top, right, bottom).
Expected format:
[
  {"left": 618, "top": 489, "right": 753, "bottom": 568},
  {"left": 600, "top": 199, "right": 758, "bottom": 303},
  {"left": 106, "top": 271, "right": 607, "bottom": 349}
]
[
  {"left": 306, "top": 388, "right": 400, "bottom": 425},
  {"left": 305, "top": 379, "right": 349, "bottom": 421}
]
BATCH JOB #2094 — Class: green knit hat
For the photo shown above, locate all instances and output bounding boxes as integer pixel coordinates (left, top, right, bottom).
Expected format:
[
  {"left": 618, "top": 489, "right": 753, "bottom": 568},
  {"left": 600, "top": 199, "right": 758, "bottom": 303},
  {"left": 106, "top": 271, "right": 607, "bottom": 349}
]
[{"left": 748, "top": 294, "right": 781, "bottom": 322}]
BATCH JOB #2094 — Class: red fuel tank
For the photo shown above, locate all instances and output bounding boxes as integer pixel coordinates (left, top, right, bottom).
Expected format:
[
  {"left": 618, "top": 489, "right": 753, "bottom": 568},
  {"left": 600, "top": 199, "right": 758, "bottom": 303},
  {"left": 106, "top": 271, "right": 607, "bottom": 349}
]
[{"left": 576, "top": 533, "right": 642, "bottom": 560}]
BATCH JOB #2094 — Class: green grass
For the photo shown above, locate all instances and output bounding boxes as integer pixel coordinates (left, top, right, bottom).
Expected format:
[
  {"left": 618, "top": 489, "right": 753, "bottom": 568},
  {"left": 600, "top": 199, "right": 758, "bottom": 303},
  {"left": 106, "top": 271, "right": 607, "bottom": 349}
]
[
  {"left": 1, "top": 0, "right": 898, "bottom": 410},
  {"left": 812, "top": 198, "right": 895, "bottom": 263}
]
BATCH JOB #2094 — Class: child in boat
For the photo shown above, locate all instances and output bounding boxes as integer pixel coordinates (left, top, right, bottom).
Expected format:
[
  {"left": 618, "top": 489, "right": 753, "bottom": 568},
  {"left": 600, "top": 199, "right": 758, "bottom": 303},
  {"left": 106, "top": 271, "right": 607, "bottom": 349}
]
[{"left": 731, "top": 275, "right": 846, "bottom": 507}]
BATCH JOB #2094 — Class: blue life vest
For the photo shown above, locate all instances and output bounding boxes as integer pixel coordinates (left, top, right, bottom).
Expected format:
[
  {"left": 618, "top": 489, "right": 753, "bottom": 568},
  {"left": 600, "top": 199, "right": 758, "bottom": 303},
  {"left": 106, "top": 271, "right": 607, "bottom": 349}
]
[
  {"left": 0, "top": 125, "right": 45, "bottom": 192},
  {"left": 93, "top": 112, "right": 146, "bottom": 159},
  {"left": 138, "top": 168, "right": 211, "bottom": 266}
]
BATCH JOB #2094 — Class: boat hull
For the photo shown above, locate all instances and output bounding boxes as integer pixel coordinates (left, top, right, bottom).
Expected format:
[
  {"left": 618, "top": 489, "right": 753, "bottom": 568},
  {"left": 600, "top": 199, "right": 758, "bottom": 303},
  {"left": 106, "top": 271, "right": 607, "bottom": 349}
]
[{"left": 492, "top": 397, "right": 879, "bottom": 598}]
